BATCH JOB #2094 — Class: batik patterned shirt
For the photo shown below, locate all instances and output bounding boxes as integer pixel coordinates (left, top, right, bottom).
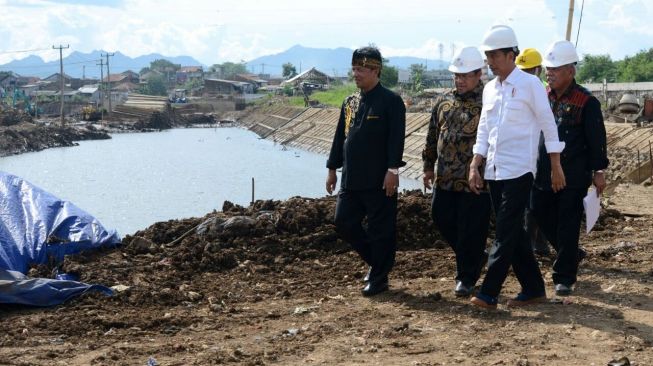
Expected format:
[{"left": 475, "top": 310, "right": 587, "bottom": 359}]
[{"left": 422, "top": 82, "right": 486, "bottom": 192}]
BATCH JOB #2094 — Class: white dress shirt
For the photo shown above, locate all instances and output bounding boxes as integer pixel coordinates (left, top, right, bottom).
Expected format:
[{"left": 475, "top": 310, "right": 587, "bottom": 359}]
[{"left": 472, "top": 67, "right": 565, "bottom": 181}]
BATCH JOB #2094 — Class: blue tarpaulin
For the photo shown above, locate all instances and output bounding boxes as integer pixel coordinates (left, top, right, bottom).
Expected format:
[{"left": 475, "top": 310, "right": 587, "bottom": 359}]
[{"left": 0, "top": 171, "right": 121, "bottom": 306}]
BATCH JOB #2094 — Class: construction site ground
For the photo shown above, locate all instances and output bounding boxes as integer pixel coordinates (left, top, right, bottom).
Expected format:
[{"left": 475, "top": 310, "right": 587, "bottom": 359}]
[{"left": 0, "top": 183, "right": 651, "bottom": 366}]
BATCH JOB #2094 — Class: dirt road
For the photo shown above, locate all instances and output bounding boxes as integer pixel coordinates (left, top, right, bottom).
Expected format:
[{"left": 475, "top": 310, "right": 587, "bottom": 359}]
[{"left": 0, "top": 187, "right": 651, "bottom": 366}]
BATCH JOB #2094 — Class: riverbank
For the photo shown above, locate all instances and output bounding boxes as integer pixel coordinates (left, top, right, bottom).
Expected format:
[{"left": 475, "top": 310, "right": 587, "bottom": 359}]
[
  {"left": 0, "top": 107, "right": 228, "bottom": 157},
  {"left": 1, "top": 187, "right": 651, "bottom": 365},
  {"left": 0, "top": 122, "right": 111, "bottom": 157}
]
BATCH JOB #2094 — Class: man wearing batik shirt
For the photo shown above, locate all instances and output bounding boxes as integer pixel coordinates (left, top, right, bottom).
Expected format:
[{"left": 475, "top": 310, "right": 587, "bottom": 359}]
[
  {"left": 326, "top": 46, "right": 406, "bottom": 297},
  {"left": 533, "top": 40, "right": 609, "bottom": 296},
  {"left": 423, "top": 47, "right": 491, "bottom": 297}
]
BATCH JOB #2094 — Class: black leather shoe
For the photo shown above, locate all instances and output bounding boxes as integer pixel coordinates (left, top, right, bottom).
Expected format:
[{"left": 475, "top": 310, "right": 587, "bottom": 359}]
[
  {"left": 362, "top": 267, "right": 371, "bottom": 283},
  {"left": 555, "top": 283, "right": 572, "bottom": 296},
  {"left": 361, "top": 279, "right": 388, "bottom": 297},
  {"left": 454, "top": 281, "right": 474, "bottom": 297}
]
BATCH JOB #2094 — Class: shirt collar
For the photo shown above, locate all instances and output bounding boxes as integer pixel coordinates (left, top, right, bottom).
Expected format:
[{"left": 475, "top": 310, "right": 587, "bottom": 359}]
[
  {"left": 361, "top": 82, "right": 382, "bottom": 99},
  {"left": 503, "top": 67, "right": 522, "bottom": 86}
]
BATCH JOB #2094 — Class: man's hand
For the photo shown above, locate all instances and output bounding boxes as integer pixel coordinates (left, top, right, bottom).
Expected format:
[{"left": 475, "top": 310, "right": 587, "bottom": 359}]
[
  {"left": 593, "top": 171, "right": 606, "bottom": 196},
  {"left": 326, "top": 169, "right": 337, "bottom": 195},
  {"left": 383, "top": 171, "right": 399, "bottom": 197},
  {"left": 423, "top": 170, "right": 435, "bottom": 190},
  {"left": 468, "top": 154, "right": 485, "bottom": 195},
  {"left": 549, "top": 153, "right": 566, "bottom": 192},
  {"left": 550, "top": 164, "right": 566, "bottom": 192}
]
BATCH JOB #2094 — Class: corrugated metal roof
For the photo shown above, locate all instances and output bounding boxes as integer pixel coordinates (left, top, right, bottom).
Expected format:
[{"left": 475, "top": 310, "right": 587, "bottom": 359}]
[{"left": 583, "top": 82, "right": 653, "bottom": 92}]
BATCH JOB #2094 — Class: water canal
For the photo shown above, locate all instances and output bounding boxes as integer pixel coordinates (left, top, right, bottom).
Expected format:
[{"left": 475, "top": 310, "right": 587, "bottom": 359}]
[{"left": 1, "top": 128, "right": 422, "bottom": 235}]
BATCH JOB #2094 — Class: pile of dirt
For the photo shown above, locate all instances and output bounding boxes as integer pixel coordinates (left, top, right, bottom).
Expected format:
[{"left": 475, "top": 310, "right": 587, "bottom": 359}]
[
  {"left": 179, "top": 113, "right": 217, "bottom": 125},
  {"left": 118, "top": 190, "right": 440, "bottom": 277},
  {"left": 608, "top": 146, "right": 651, "bottom": 182},
  {"left": 0, "top": 109, "right": 33, "bottom": 126},
  {"left": 0, "top": 123, "right": 111, "bottom": 157},
  {"left": 2, "top": 187, "right": 652, "bottom": 365},
  {"left": 134, "top": 110, "right": 173, "bottom": 130}
]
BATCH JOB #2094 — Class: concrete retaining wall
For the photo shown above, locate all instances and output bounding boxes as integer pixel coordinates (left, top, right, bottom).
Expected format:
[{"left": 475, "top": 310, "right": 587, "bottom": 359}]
[{"left": 239, "top": 106, "right": 653, "bottom": 183}]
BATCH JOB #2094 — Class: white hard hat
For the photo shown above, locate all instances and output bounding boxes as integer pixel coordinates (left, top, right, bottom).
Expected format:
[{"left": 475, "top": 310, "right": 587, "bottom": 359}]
[
  {"left": 542, "top": 40, "right": 579, "bottom": 67},
  {"left": 479, "top": 25, "right": 518, "bottom": 51},
  {"left": 449, "top": 47, "right": 485, "bottom": 73}
]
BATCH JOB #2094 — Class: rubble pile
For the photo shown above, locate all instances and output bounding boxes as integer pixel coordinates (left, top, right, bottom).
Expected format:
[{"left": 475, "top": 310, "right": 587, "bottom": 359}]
[
  {"left": 608, "top": 146, "right": 652, "bottom": 182},
  {"left": 134, "top": 110, "right": 173, "bottom": 130},
  {"left": 0, "top": 123, "right": 110, "bottom": 157},
  {"left": 0, "top": 109, "right": 33, "bottom": 126}
]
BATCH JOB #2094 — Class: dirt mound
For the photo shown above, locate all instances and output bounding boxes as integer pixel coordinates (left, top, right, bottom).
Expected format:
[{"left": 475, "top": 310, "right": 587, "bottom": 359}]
[
  {"left": 135, "top": 110, "right": 173, "bottom": 130},
  {"left": 0, "top": 123, "right": 111, "bottom": 157},
  {"left": 179, "top": 113, "right": 217, "bottom": 125},
  {"left": 2, "top": 188, "right": 652, "bottom": 365},
  {"left": 118, "top": 191, "right": 439, "bottom": 277},
  {"left": 0, "top": 109, "right": 33, "bottom": 126}
]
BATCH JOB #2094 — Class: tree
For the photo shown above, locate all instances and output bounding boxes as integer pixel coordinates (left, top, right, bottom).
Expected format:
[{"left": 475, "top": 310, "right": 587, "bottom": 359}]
[
  {"left": 139, "top": 67, "right": 151, "bottom": 75},
  {"left": 150, "top": 59, "right": 180, "bottom": 73},
  {"left": 380, "top": 58, "right": 398, "bottom": 87},
  {"left": 139, "top": 74, "right": 167, "bottom": 96},
  {"left": 617, "top": 48, "right": 653, "bottom": 82},
  {"left": 577, "top": 54, "right": 618, "bottom": 83},
  {"left": 209, "top": 62, "right": 248, "bottom": 79},
  {"left": 409, "top": 63, "right": 426, "bottom": 93},
  {"left": 282, "top": 62, "right": 297, "bottom": 78}
]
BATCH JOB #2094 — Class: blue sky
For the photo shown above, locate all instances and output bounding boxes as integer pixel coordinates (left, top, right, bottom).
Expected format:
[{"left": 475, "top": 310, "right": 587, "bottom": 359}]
[{"left": 0, "top": 0, "right": 651, "bottom": 66}]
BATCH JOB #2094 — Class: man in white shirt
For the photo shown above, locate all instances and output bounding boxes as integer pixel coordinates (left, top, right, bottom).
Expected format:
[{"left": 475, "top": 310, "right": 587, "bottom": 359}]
[{"left": 468, "top": 25, "right": 566, "bottom": 309}]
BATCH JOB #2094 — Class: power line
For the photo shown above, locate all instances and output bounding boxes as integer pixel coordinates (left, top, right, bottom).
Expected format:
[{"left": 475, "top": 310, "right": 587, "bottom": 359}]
[
  {"left": 575, "top": 0, "right": 586, "bottom": 47},
  {"left": 0, "top": 47, "right": 52, "bottom": 55}
]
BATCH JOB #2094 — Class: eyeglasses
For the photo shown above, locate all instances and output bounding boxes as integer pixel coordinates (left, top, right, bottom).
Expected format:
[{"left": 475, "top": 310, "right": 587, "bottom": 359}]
[{"left": 453, "top": 72, "right": 478, "bottom": 80}]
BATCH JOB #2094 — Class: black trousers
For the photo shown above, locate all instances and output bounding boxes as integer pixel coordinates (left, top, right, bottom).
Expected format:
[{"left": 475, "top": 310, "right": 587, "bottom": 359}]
[
  {"left": 525, "top": 206, "right": 549, "bottom": 252},
  {"left": 531, "top": 187, "right": 586, "bottom": 286},
  {"left": 431, "top": 188, "right": 491, "bottom": 286},
  {"left": 479, "top": 173, "right": 546, "bottom": 298},
  {"left": 334, "top": 188, "right": 398, "bottom": 283}
]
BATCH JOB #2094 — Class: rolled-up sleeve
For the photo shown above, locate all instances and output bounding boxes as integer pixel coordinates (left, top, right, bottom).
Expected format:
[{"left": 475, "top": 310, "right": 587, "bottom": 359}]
[{"left": 532, "top": 81, "right": 565, "bottom": 153}]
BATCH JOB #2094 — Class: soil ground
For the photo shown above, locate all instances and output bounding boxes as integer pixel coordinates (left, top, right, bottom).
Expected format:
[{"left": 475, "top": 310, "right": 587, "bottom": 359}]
[{"left": 0, "top": 185, "right": 652, "bottom": 366}]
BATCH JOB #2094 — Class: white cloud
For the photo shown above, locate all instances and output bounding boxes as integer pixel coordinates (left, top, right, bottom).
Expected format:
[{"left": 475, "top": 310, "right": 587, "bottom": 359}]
[{"left": 0, "top": 0, "right": 650, "bottom": 67}]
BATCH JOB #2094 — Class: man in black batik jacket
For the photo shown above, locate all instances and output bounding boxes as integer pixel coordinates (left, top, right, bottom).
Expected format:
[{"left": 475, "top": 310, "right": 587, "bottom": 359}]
[{"left": 326, "top": 46, "right": 406, "bottom": 297}]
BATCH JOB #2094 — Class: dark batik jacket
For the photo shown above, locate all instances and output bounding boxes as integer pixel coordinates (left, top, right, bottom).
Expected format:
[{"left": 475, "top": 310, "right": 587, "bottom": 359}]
[
  {"left": 422, "top": 82, "right": 486, "bottom": 192},
  {"left": 327, "top": 83, "right": 406, "bottom": 190},
  {"left": 535, "top": 80, "right": 609, "bottom": 190}
]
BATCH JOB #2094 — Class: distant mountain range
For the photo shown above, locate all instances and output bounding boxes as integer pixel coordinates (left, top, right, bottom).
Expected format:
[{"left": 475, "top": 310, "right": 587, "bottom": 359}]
[
  {"left": 0, "top": 50, "right": 204, "bottom": 79},
  {"left": 245, "top": 45, "right": 445, "bottom": 77},
  {"left": 0, "top": 45, "right": 445, "bottom": 79}
]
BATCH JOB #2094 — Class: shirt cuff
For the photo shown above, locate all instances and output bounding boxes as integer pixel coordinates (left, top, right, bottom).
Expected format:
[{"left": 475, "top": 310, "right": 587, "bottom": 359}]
[
  {"left": 472, "top": 144, "right": 488, "bottom": 157},
  {"left": 544, "top": 141, "right": 565, "bottom": 154}
]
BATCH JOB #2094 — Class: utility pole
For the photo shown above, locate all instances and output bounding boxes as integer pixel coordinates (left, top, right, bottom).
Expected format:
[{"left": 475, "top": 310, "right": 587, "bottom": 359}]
[
  {"left": 97, "top": 59, "right": 105, "bottom": 120},
  {"left": 82, "top": 65, "right": 86, "bottom": 80},
  {"left": 566, "top": 0, "right": 575, "bottom": 41},
  {"left": 53, "top": 44, "right": 69, "bottom": 126},
  {"left": 438, "top": 43, "right": 444, "bottom": 70},
  {"left": 102, "top": 52, "right": 115, "bottom": 117}
]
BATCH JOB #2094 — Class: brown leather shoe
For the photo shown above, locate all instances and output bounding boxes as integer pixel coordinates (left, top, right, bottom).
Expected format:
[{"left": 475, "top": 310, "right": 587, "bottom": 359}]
[{"left": 470, "top": 296, "right": 497, "bottom": 309}]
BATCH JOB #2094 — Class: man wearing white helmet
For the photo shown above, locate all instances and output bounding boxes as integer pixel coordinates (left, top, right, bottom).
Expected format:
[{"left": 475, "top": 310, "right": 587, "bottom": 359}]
[
  {"left": 468, "top": 25, "right": 567, "bottom": 309},
  {"left": 532, "top": 40, "right": 609, "bottom": 296},
  {"left": 422, "top": 47, "right": 491, "bottom": 297}
]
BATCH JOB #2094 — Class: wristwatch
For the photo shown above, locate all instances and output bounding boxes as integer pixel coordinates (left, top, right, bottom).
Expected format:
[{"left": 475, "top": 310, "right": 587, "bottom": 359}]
[{"left": 387, "top": 168, "right": 399, "bottom": 175}]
